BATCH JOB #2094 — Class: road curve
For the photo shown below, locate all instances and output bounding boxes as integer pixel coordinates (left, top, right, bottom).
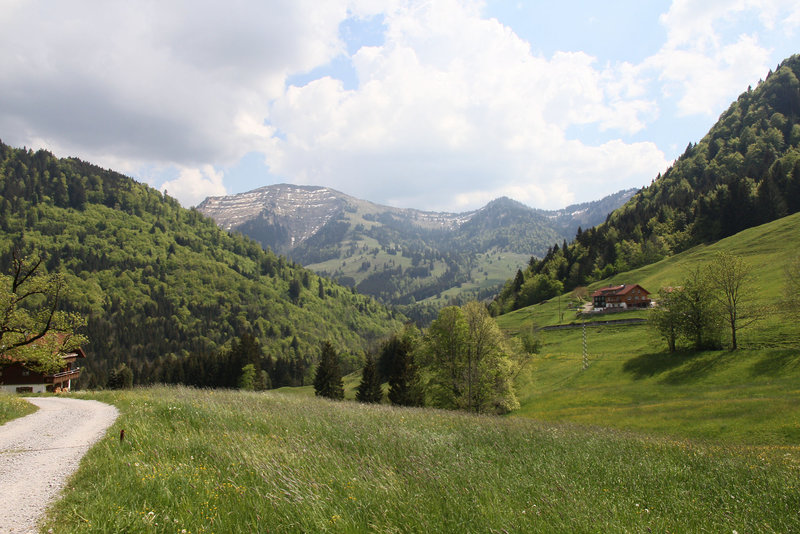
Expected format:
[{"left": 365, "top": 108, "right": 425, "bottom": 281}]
[{"left": 0, "top": 397, "right": 119, "bottom": 533}]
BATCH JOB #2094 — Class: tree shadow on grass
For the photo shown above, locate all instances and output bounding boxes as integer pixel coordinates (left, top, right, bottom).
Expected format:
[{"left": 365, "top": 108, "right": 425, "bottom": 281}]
[
  {"left": 750, "top": 350, "right": 800, "bottom": 378},
  {"left": 622, "top": 351, "right": 701, "bottom": 380},
  {"left": 660, "top": 352, "right": 731, "bottom": 385}
]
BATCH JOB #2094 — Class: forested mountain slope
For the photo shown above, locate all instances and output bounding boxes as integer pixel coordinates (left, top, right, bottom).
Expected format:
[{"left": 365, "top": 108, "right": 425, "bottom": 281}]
[
  {"left": 0, "top": 142, "right": 405, "bottom": 386},
  {"left": 199, "top": 184, "right": 634, "bottom": 322},
  {"left": 493, "top": 53, "right": 800, "bottom": 314}
]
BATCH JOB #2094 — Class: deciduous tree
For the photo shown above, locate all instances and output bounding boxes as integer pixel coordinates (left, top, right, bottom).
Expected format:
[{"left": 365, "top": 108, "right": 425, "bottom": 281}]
[
  {"left": 649, "top": 287, "right": 682, "bottom": 352},
  {"left": 423, "top": 302, "right": 520, "bottom": 414},
  {"left": 707, "top": 251, "right": 762, "bottom": 350},
  {"left": 0, "top": 248, "right": 87, "bottom": 374},
  {"left": 675, "top": 267, "right": 723, "bottom": 351},
  {"left": 651, "top": 267, "right": 723, "bottom": 352},
  {"left": 108, "top": 363, "right": 134, "bottom": 389},
  {"left": 238, "top": 363, "right": 257, "bottom": 391}
]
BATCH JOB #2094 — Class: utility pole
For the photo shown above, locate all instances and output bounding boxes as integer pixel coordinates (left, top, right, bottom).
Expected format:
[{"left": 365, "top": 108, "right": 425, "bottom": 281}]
[
  {"left": 558, "top": 294, "right": 564, "bottom": 323},
  {"left": 582, "top": 322, "right": 588, "bottom": 370}
]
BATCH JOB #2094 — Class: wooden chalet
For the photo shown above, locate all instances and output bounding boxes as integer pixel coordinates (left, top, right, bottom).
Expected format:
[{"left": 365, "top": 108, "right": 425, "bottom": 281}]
[
  {"left": 0, "top": 347, "right": 85, "bottom": 394},
  {"left": 591, "top": 284, "right": 651, "bottom": 310}
]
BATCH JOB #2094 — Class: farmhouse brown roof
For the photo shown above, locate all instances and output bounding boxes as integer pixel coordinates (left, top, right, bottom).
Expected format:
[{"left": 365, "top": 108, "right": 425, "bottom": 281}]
[{"left": 591, "top": 284, "right": 650, "bottom": 297}]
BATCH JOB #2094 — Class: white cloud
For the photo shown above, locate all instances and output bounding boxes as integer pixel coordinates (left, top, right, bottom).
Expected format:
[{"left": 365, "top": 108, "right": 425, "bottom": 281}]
[
  {"left": 0, "top": 0, "right": 796, "bottom": 211},
  {"left": 263, "top": 0, "right": 666, "bottom": 210},
  {"left": 648, "top": 0, "right": 796, "bottom": 116},
  {"left": 160, "top": 165, "right": 227, "bottom": 207},
  {"left": 0, "top": 0, "right": 349, "bottom": 170}
]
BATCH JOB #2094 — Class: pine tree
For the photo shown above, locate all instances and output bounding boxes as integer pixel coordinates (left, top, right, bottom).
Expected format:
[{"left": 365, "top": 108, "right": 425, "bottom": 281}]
[
  {"left": 313, "top": 341, "right": 344, "bottom": 400},
  {"left": 355, "top": 353, "right": 383, "bottom": 403}
]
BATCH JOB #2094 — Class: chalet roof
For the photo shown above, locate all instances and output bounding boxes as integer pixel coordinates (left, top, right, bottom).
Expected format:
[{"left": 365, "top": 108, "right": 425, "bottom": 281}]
[
  {"left": 1, "top": 349, "right": 85, "bottom": 365},
  {"left": 591, "top": 284, "right": 650, "bottom": 298},
  {"left": 63, "top": 347, "right": 87, "bottom": 361},
  {"left": 1, "top": 333, "right": 86, "bottom": 363}
]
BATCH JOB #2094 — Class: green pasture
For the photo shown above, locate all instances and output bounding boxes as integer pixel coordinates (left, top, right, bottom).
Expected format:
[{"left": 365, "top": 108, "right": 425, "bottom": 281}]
[
  {"left": 496, "top": 213, "right": 800, "bottom": 445},
  {"left": 43, "top": 386, "right": 800, "bottom": 533}
]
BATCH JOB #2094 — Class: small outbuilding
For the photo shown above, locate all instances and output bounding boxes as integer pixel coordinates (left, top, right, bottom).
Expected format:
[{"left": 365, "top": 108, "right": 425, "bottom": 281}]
[
  {"left": 0, "top": 348, "right": 86, "bottom": 393},
  {"left": 591, "top": 284, "right": 651, "bottom": 310}
]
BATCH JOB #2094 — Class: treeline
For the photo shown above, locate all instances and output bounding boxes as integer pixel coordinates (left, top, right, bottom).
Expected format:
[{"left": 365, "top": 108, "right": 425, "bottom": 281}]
[
  {"left": 314, "top": 301, "right": 535, "bottom": 415},
  {"left": 111, "top": 333, "right": 311, "bottom": 390},
  {"left": 0, "top": 141, "right": 405, "bottom": 387},
  {"left": 494, "top": 54, "right": 800, "bottom": 314}
]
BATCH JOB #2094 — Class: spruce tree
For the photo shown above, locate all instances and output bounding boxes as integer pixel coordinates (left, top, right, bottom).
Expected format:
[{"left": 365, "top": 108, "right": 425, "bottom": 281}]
[
  {"left": 355, "top": 353, "right": 383, "bottom": 403},
  {"left": 380, "top": 330, "right": 423, "bottom": 407},
  {"left": 313, "top": 341, "right": 344, "bottom": 400},
  {"left": 387, "top": 351, "right": 423, "bottom": 406}
]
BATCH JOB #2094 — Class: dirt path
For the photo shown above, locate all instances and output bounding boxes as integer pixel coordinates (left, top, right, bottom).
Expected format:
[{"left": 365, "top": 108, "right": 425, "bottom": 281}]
[{"left": 0, "top": 397, "right": 118, "bottom": 533}]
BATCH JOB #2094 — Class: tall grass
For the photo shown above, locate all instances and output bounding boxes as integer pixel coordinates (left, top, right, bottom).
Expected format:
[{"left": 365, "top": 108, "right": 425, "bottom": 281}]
[
  {"left": 0, "top": 391, "right": 37, "bottom": 424},
  {"left": 45, "top": 386, "right": 798, "bottom": 533}
]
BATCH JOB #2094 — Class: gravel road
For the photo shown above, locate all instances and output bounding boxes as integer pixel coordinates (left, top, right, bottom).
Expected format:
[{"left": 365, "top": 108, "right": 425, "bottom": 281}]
[{"left": 0, "top": 397, "right": 119, "bottom": 533}]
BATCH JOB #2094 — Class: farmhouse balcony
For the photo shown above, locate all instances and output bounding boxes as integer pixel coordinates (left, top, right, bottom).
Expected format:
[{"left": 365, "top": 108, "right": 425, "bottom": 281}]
[{"left": 45, "top": 367, "right": 81, "bottom": 383}]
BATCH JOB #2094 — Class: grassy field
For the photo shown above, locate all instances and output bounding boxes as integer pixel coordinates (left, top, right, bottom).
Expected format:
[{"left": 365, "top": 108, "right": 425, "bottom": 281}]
[
  {"left": 500, "top": 212, "right": 800, "bottom": 331},
  {"left": 44, "top": 386, "right": 799, "bottom": 533},
  {"left": 0, "top": 391, "right": 37, "bottom": 424},
  {"left": 33, "top": 214, "right": 800, "bottom": 532},
  {"left": 491, "top": 213, "right": 800, "bottom": 445}
]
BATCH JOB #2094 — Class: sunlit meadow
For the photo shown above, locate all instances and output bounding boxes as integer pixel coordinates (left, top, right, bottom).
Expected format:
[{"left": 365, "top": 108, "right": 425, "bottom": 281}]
[{"left": 43, "top": 386, "right": 798, "bottom": 533}]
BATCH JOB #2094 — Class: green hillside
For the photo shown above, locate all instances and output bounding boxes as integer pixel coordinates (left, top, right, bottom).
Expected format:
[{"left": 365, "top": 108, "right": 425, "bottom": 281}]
[
  {"left": 209, "top": 189, "right": 633, "bottom": 325},
  {"left": 0, "top": 142, "right": 405, "bottom": 387},
  {"left": 498, "top": 213, "right": 800, "bottom": 444},
  {"left": 296, "top": 197, "right": 567, "bottom": 322},
  {"left": 43, "top": 386, "right": 800, "bottom": 533},
  {"left": 494, "top": 53, "right": 800, "bottom": 314}
]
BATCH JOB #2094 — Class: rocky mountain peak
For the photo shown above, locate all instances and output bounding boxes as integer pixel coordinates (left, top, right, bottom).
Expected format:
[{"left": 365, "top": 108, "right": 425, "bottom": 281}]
[{"left": 197, "top": 184, "right": 351, "bottom": 248}]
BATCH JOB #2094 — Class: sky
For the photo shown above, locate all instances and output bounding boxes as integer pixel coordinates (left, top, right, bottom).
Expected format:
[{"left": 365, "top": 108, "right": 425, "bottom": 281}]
[{"left": 1, "top": 1, "right": 798, "bottom": 212}]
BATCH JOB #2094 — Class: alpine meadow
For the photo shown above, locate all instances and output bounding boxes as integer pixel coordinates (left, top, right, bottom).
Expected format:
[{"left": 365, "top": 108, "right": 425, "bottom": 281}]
[{"left": 1, "top": 6, "right": 800, "bottom": 533}]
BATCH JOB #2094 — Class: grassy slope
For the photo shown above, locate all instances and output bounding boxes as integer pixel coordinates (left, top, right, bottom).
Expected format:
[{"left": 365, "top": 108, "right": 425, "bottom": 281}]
[
  {"left": 499, "top": 212, "right": 800, "bottom": 444},
  {"left": 304, "top": 202, "right": 531, "bottom": 307},
  {"left": 45, "top": 386, "right": 799, "bottom": 533},
  {"left": 0, "top": 393, "right": 37, "bottom": 424}
]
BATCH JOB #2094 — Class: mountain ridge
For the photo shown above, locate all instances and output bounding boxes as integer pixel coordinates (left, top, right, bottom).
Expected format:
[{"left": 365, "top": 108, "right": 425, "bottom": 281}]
[
  {"left": 198, "top": 184, "right": 635, "bottom": 320},
  {"left": 199, "top": 185, "right": 634, "bottom": 252}
]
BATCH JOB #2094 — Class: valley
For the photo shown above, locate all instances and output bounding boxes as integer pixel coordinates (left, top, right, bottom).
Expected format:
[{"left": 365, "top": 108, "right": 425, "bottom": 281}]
[
  {"left": 198, "top": 185, "right": 635, "bottom": 320},
  {"left": 1, "top": 33, "right": 799, "bottom": 533}
]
